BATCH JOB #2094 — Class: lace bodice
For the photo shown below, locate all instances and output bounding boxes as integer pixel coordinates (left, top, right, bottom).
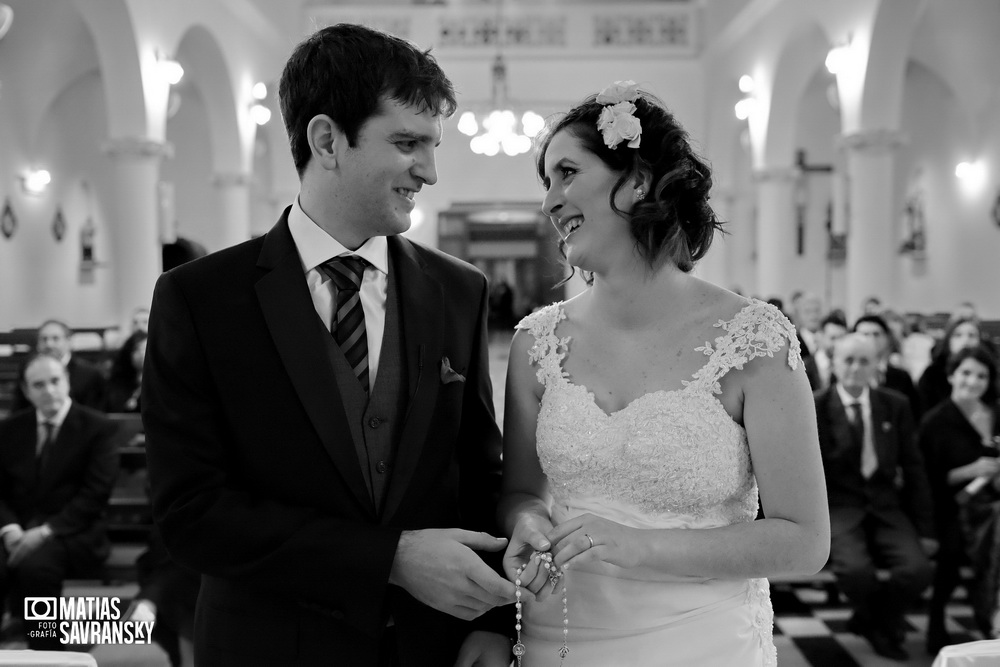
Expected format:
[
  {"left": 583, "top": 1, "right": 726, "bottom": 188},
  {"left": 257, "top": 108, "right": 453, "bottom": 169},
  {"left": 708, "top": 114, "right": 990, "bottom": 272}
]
[{"left": 517, "top": 299, "right": 800, "bottom": 525}]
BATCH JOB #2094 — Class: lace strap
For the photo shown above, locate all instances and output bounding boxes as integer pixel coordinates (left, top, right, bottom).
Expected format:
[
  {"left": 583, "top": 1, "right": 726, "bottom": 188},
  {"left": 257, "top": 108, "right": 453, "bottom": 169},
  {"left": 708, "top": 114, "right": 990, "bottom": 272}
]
[
  {"left": 686, "top": 300, "right": 802, "bottom": 395},
  {"left": 514, "top": 302, "right": 570, "bottom": 387}
]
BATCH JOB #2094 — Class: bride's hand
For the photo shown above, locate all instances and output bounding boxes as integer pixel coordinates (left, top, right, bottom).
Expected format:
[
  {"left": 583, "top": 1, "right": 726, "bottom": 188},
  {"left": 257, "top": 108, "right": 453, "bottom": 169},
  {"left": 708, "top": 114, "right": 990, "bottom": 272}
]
[
  {"left": 503, "top": 513, "right": 555, "bottom": 599},
  {"left": 546, "top": 514, "right": 641, "bottom": 571}
]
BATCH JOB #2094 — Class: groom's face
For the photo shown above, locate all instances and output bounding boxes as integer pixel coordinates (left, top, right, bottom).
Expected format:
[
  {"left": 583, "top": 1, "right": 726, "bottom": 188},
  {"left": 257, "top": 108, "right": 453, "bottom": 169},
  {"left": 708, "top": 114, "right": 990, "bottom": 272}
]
[{"left": 337, "top": 98, "right": 442, "bottom": 241}]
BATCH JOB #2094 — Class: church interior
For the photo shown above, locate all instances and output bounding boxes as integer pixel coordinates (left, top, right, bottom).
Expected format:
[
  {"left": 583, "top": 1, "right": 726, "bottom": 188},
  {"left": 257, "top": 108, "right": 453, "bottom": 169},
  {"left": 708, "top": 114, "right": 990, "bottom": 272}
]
[{"left": 1, "top": 0, "right": 999, "bottom": 665}]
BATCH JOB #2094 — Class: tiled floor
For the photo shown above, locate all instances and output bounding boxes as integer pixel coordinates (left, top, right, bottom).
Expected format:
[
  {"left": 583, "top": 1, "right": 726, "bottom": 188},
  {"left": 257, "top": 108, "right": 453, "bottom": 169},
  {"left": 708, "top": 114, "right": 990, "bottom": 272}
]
[{"left": 769, "top": 583, "right": 981, "bottom": 666}]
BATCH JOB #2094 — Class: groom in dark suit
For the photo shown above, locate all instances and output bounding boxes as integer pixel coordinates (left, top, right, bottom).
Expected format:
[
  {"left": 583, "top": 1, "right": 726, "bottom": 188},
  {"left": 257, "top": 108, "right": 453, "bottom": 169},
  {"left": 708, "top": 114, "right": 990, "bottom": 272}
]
[
  {"left": 815, "top": 333, "right": 935, "bottom": 661},
  {"left": 143, "top": 24, "right": 514, "bottom": 667}
]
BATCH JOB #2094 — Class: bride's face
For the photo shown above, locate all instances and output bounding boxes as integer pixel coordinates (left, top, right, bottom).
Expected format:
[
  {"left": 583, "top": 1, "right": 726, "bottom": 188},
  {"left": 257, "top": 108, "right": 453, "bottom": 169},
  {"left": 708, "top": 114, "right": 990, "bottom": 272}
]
[{"left": 541, "top": 130, "right": 635, "bottom": 272}]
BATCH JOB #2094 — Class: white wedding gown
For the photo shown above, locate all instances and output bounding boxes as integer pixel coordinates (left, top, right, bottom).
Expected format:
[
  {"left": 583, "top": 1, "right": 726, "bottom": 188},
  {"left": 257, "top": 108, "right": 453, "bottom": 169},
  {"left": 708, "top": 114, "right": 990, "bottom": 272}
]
[{"left": 515, "top": 299, "right": 800, "bottom": 666}]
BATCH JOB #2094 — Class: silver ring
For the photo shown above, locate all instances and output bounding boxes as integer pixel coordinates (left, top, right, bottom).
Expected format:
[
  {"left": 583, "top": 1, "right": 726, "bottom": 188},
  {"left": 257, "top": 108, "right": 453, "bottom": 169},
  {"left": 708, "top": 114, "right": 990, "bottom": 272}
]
[{"left": 585, "top": 533, "right": 594, "bottom": 549}]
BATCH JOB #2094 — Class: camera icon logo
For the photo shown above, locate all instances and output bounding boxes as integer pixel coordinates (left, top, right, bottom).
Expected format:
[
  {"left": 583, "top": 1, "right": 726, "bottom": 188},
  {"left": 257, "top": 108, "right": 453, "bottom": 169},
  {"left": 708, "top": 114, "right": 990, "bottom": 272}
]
[{"left": 24, "top": 597, "right": 58, "bottom": 621}]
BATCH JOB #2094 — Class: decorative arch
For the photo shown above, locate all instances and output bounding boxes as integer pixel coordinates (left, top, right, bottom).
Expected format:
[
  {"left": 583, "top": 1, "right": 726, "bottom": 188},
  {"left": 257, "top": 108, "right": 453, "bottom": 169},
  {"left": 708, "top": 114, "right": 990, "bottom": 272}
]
[
  {"left": 73, "top": 0, "right": 148, "bottom": 138},
  {"left": 761, "top": 22, "right": 830, "bottom": 168},
  {"left": 856, "top": 0, "right": 931, "bottom": 130},
  {"left": 174, "top": 24, "right": 243, "bottom": 174}
]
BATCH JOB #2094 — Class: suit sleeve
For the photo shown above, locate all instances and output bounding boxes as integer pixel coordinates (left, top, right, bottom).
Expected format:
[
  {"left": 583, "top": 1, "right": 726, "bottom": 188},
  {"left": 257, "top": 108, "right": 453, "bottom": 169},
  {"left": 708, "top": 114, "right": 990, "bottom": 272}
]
[
  {"left": 456, "top": 272, "right": 510, "bottom": 637},
  {"left": 896, "top": 400, "right": 934, "bottom": 537},
  {"left": 143, "top": 271, "right": 401, "bottom": 636},
  {"left": 47, "top": 415, "right": 119, "bottom": 536}
]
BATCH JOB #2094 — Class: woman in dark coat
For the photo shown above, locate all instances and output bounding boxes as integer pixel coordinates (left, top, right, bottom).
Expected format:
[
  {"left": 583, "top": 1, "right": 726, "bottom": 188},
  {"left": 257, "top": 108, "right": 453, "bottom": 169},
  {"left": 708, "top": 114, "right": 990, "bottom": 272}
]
[
  {"left": 918, "top": 345, "right": 1000, "bottom": 651},
  {"left": 104, "top": 331, "right": 146, "bottom": 412}
]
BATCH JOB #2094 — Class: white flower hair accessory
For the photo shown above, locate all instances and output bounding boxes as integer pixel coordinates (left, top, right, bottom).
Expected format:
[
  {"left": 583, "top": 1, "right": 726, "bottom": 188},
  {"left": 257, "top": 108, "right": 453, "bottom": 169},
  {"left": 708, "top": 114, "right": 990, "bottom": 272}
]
[{"left": 596, "top": 80, "right": 642, "bottom": 150}]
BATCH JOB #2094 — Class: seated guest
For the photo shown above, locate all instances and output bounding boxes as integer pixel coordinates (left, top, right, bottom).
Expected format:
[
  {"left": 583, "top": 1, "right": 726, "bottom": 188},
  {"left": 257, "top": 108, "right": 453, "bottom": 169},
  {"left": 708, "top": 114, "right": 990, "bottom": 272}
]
[
  {"left": 816, "top": 333, "right": 936, "bottom": 661},
  {"left": 814, "top": 312, "right": 849, "bottom": 390},
  {"left": 792, "top": 291, "right": 825, "bottom": 390},
  {"left": 0, "top": 353, "right": 119, "bottom": 650},
  {"left": 854, "top": 313, "right": 923, "bottom": 421},
  {"left": 919, "top": 317, "right": 983, "bottom": 414},
  {"left": 105, "top": 331, "right": 147, "bottom": 413},
  {"left": 10, "top": 319, "right": 107, "bottom": 412},
  {"left": 918, "top": 345, "right": 1000, "bottom": 649}
]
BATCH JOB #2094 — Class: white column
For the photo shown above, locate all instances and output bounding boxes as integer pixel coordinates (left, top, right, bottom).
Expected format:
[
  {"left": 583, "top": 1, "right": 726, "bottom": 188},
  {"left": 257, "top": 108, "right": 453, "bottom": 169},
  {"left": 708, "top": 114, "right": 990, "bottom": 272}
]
[
  {"left": 213, "top": 171, "right": 252, "bottom": 249},
  {"left": 838, "top": 129, "right": 906, "bottom": 321},
  {"left": 753, "top": 166, "right": 800, "bottom": 300},
  {"left": 102, "top": 137, "right": 171, "bottom": 317}
]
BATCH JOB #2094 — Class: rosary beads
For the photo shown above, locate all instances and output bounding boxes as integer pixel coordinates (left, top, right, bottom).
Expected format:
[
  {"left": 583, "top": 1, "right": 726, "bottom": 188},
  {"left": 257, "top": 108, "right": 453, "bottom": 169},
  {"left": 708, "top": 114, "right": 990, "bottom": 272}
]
[{"left": 513, "top": 551, "right": 570, "bottom": 666}]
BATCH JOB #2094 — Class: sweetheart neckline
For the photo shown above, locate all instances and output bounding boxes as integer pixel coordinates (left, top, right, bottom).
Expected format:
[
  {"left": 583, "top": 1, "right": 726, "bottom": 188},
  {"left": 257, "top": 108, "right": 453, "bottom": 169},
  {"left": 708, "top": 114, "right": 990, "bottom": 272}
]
[{"left": 556, "top": 375, "right": 746, "bottom": 432}]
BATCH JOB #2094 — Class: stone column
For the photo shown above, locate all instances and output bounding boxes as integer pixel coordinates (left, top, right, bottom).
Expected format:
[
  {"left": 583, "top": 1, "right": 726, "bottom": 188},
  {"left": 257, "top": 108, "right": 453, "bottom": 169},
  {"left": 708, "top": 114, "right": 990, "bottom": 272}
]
[
  {"left": 838, "top": 129, "right": 907, "bottom": 321},
  {"left": 102, "top": 137, "right": 172, "bottom": 317},
  {"left": 212, "top": 171, "right": 252, "bottom": 250},
  {"left": 753, "top": 166, "right": 800, "bottom": 300}
]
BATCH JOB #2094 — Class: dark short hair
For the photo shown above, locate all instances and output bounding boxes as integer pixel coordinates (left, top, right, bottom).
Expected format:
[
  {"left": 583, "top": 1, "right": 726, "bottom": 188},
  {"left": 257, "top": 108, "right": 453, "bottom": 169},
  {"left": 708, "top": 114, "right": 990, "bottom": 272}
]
[
  {"left": 821, "top": 313, "right": 848, "bottom": 330},
  {"left": 852, "top": 313, "right": 890, "bottom": 335},
  {"left": 19, "top": 351, "right": 68, "bottom": 387},
  {"left": 278, "top": 23, "right": 457, "bottom": 176},
  {"left": 945, "top": 345, "right": 998, "bottom": 404},
  {"left": 535, "top": 88, "right": 723, "bottom": 277},
  {"left": 37, "top": 319, "right": 71, "bottom": 339}
]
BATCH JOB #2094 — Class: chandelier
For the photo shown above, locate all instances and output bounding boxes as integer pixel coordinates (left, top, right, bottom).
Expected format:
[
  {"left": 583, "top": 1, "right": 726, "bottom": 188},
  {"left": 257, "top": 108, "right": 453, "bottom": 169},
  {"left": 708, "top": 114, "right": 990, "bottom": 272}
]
[{"left": 457, "top": 41, "right": 544, "bottom": 156}]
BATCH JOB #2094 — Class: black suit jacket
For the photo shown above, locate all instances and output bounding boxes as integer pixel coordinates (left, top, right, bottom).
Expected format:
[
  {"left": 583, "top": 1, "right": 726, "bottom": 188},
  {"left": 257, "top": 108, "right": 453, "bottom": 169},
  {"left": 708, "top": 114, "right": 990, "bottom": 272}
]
[
  {"left": 814, "top": 385, "right": 934, "bottom": 537},
  {"left": 882, "top": 364, "right": 922, "bottom": 422},
  {"left": 11, "top": 356, "right": 108, "bottom": 413},
  {"left": 0, "top": 403, "right": 118, "bottom": 558},
  {"left": 143, "top": 212, "right": 504, "bottom": 666},
  {"left": 917, "top": 399, "right": 1000, "bottom": 534}
]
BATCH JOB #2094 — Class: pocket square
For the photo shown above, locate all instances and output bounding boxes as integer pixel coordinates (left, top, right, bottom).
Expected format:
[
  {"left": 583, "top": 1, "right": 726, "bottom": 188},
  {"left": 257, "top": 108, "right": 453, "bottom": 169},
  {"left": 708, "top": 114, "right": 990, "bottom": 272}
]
[{"left": 440, "top": 356, "right": 465, "bottom": 384}]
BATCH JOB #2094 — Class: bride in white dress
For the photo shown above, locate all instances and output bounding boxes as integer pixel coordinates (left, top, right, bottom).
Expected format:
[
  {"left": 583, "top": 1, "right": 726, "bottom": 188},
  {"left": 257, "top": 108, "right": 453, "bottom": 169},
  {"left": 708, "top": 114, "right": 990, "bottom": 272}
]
[{"left": 500, "top": 82, "right": 831, "bottom": 666}]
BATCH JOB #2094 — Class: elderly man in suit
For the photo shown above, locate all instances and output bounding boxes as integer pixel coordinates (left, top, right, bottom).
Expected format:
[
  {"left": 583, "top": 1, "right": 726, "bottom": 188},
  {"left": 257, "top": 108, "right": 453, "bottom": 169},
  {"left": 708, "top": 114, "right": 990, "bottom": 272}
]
[
  {"left": 0, "top": 352, "right": 119, "bottom": 649},
  {"left": 10, "top": 319, "right": 107, "bottom": 413},
  {"left": 815, "top": 333, "right": 936, "bottom": 661},
  {"left": 143, "top": 24, "right": 514, "bottom": 667}
]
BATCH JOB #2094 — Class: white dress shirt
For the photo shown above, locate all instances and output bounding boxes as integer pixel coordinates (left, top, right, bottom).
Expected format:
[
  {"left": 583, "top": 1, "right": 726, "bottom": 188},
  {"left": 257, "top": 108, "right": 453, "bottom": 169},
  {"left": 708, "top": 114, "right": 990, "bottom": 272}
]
[
  {"left": 835, "top": 383, "right": 878, "bottom": 476},
  {"left": 287, "top": 199, "right": 389, "bottom": 386}
]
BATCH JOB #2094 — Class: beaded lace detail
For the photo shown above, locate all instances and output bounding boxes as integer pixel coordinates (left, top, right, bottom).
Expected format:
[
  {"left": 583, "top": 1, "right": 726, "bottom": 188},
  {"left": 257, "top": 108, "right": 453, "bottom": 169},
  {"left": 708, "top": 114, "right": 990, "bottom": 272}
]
[{"left": 516, "top": 299, "right": 796, "bottom": 667}]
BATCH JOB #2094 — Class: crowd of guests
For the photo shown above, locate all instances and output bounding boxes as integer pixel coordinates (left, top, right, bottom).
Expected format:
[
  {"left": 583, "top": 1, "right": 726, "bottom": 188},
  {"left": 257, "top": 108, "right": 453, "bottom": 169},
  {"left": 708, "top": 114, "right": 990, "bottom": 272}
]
[
  {"left": 0, "top": 309, "right": 197, "bottom": 665},
  {"left": 1, "top": 295, "right": 998, "bottom": 662},
  {"left": 781, "top": 292, "right": 1000, "bottom": 659}
]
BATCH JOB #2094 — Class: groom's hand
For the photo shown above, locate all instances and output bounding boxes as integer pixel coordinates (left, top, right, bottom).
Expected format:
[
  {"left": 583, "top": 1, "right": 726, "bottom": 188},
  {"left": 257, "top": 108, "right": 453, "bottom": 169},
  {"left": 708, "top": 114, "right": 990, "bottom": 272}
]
[{"left": 389, "top": 529, "right": 516, "bottom": 621}]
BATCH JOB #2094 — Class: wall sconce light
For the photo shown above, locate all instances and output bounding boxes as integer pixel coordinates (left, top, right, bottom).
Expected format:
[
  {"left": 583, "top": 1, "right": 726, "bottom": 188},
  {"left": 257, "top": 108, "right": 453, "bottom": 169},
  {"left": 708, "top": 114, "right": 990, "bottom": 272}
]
[
  {"left": 825, "top": 39, "right": 853, "bottom": 75},
  {"left": 249, "top": 81, "right": 271, "bottom": 125},
  {"left": 955, "top": 160, "right": 986, "bottom": 190},
  {"left": 157, "top": 52, "right": 184, "bottom": 85},
  {"left": 21, "top": 168, "right": 51, "bottom": 195},
  {"left": 734, "top": 75, "right": 757, "bottom": 121}
]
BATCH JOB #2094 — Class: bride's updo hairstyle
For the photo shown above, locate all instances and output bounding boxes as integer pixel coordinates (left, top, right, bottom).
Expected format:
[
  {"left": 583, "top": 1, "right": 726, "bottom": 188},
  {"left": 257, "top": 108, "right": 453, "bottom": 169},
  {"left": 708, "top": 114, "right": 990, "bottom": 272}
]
[{"left": 535, "top": 86, "right": 723, "bottom": 273}]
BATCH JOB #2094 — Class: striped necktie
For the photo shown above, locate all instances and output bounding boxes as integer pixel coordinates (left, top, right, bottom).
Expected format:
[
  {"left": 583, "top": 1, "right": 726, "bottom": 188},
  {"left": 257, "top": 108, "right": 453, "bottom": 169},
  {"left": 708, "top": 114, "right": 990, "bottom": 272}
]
[{"left": 319, "top": 256, "right": 370, "bottom": 393}]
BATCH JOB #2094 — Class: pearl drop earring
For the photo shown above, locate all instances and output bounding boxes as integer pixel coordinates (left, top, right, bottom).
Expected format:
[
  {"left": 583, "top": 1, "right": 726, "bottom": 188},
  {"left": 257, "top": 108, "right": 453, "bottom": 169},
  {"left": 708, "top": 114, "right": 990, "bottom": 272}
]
[{"left": 635, "top": 188, "right": 646, "bottom": 200}]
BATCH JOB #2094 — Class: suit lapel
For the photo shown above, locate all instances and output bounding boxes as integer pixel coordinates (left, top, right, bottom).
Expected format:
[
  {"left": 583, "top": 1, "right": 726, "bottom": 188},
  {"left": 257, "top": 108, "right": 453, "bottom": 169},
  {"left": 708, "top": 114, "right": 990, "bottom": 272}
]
[
  {"left": 869, "top": 390, "right": 891, "bottom": 470},
  {"left": 382, "top": 236, "right": 444, "bottom": 521},
  {"left": 255, "top": 214, "right": 375, "bottom": 517},
  {"left": 825, "top": 389, "right": 856, "bottom": 454}
]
